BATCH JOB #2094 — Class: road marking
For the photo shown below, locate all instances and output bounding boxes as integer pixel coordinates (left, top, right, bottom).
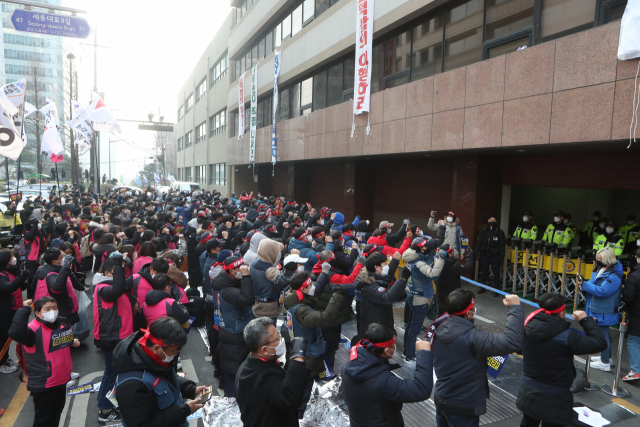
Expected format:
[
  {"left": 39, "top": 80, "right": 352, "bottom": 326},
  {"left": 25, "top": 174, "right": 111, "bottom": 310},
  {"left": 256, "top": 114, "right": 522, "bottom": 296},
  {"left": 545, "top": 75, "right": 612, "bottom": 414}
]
[
  {"left": 612, "top": 398, "right": 640, "bottom": 414},
  {"left": 180, "top": 359, "right": 199, "bottom": 383},
  {"left": 66, "top": 371, "right": 103, "bottom": 427},
  {"left": 474, "top": 314, "right": 495, "bottom": 324},
  {"left": 204, "top": 356, "right": 212, "bottom": 362},
  {"left": 0, "top": 382, "right": 29, "bottom": 427},
  {"left": 574, "top": 356, "right": 586, "bottom": 364}
]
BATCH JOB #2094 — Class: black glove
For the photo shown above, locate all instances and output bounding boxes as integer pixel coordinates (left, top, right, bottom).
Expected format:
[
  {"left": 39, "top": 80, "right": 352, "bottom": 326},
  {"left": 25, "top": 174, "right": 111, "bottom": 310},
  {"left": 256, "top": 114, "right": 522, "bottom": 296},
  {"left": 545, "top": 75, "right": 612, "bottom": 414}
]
[
  {"left": 290, "top": 337, "right": 307, "bottom": 360},
  {"left": 111, "top": 253, "right": 124, "bottom": 267},
  {"left": 20, "top": 270, "right": 30, "bottom": 280},
  {"left": 401, "top": 267, "right": 411, "bottom": 281},
  {"left": 333, "top": 286, "right": 347, "bottom": 297},
  {"left": 61, "top": 254, "right": 75, "bottom": 269}
]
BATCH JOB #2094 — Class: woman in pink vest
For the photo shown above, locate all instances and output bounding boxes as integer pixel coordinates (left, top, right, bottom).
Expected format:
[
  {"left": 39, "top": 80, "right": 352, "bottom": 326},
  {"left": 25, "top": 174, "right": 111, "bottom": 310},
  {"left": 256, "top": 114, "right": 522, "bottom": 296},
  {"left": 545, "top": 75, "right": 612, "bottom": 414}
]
[
  {"left": 132, "top": 242, "right": 157, "bottom": 275},
  {"left": 143, "top": 273, "right": 190, "bottom": 327},
  {"left": 9, "top": 296, "right": 80, "bottom": 426},
  {"left": 0, "top": 250, "right": 30, "bottom": 373}
]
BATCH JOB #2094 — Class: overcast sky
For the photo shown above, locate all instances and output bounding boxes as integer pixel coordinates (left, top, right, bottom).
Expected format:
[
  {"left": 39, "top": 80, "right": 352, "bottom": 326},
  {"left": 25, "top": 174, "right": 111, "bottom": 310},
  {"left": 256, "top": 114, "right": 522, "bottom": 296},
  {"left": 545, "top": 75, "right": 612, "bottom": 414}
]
[{"left": 62, "top": 0, "right": 231, "bottom": 182}]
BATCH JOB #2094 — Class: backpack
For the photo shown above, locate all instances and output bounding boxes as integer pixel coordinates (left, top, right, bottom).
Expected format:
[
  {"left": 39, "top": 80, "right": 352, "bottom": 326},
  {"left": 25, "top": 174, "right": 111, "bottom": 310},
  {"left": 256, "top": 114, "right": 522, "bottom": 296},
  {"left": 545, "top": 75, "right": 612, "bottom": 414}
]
[{"left": 185, "top": 288, "right": 205, "bottom": 328}]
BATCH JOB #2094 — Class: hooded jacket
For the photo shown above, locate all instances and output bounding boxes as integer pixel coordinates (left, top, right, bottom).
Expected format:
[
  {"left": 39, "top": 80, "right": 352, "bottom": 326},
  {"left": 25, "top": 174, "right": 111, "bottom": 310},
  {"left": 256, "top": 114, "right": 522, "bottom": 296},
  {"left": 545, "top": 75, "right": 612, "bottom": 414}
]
[
  {"left": 356, "top": 261, "right": 405, "bottom": 336},
  {"left": 0, "top": 268, "right": 29, "bottom": 315},
  {"left": 433, "top": 306, "right": 524, "bottom": 416},
  {"left": 283, "top": 286, "right": 344, "bottom": 376},
  {"left": 342, "top": 346, "right": 433, "bottom": 427},
  {"left": 516, "top": 314, "right": 606, "bottom": 425},
  {"left": 435, "top": 253, "right": 474, "bottom": 309},
  {"left": 113, "top": 332, "right": 197, "bottom": 427},
  {"left": 288, "top": 238, "right": 332, "bottom": 271},
  {"left": 366, "top": 224, "right": 407, "bottom": 248},
  {"left": 243, "top": 233, "right": 268, "bottom": 266},
  {"left": 34, "top": 263, "right": 84, "bottom": 325},
  {"left": 93, "top": 243, "right": 118, "bottom": 273},
  {"left": 143, "top": 290, "right": 190, "bottom": 325},
  {"left": 402, "top": 248, "right": 444, "bottom": 305},
  {"left": 427, "top": 217, "right": 464, "bottom": 258},
  {"left": 582, "top": 261, "right": 623, "bottom": 326},
  {"left": 251, "top": 238, "right": 285, "bottom": 318}
]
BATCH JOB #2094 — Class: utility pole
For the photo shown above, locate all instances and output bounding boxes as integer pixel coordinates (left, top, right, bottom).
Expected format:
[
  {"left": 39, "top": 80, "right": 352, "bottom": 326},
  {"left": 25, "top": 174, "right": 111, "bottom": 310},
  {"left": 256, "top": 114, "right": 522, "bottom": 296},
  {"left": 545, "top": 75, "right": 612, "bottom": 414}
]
[
  {"left": 68, "top": 53, "right": 76, "bottom": 188},
  {"left": 91, "top": 27, "right": 100, "bottom": 195}
]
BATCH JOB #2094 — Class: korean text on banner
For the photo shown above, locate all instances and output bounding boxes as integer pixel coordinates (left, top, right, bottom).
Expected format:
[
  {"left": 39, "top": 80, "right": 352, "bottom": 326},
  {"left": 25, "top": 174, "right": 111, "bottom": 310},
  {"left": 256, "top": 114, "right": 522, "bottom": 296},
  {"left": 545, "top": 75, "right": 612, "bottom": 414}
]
[
  {"left": 238, "top": 73, "right": 245, "bottom": 140},
  {"left": 353, "top": 0, "right": 374, "bottom": 115},
  {"left": 272, "top": 50, "right": 280, "bottom": 169},
  {"left": 250, "top": 65, "right": 258, "bottom": 163}
]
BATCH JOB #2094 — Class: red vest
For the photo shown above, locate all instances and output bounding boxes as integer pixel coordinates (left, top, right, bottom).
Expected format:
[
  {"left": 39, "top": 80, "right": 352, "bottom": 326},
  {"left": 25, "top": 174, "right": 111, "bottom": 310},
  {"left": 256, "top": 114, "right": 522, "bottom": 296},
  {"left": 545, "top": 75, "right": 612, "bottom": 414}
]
[
  {"left": 35, "top": 272, "right": 78, "bottom": 314},
  {"left": 143, "top": 297, "right": 174, "bottom": 325},
  {"left": 23, "top": 318, "right": 73, "bottom": 391},
  {"left": 93, "top": 283, "right": 134, "bottom": 343}
]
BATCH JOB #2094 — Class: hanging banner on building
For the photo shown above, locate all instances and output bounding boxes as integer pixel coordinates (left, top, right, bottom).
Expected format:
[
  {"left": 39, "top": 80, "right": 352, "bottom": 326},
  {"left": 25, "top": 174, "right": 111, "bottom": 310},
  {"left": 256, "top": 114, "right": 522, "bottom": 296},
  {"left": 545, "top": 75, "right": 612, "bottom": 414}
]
[
  {"left": 272, "top": 50, "right": 280, "bottom": 173},
  {"left": 353, "top": 0, "right": 373, "bottom": 115},
  {"left": 238, "top": 73, "right": 245, "bottom": 140},
  {"left": 249, "top": 65, "right": 257, "bottom": 164}
]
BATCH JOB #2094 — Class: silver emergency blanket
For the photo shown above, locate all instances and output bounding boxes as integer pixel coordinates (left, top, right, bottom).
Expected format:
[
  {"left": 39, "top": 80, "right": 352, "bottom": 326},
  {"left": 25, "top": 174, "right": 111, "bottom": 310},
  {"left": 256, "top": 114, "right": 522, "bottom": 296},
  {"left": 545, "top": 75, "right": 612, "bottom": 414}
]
[{"left": 202, "top": 377, "right": 349, "bottom": 427}]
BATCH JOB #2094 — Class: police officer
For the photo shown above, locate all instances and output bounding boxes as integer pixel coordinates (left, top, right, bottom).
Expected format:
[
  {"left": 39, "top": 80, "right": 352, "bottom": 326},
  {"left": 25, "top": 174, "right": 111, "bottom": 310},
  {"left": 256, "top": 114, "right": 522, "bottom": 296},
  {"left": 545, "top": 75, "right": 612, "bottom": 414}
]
[
  {"left": 476, "top": 216, "right": 505, "bottom": 296},
  {"left": 542, "top": 210, "right": 572, "bottom": 246},
  {"left": 618, "top": 214, "right": 640, "bottom": 253},
  {"left": 513, "top": 211, "right": 537, "bottom": 240},
  {"left": 582, "top": 211, "right": 602, "bottom": 247},
  {"left": 563, "top": 213, "right": 577, "bottom": 243},
  {"left": 593, "top": 221, "right": 624, "bottom": 256}
]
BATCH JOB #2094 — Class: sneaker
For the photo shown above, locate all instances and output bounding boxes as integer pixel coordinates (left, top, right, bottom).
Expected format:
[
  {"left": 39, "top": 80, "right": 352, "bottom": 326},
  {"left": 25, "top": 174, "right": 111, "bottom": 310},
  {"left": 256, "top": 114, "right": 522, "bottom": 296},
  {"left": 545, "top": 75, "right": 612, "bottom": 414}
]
[
  {"left": 177, "top": 363, "right": 183, "bottom": 370},
  {"left": 66, "top": 380, "right": 76, "bottom": 388},
  {"left": 404, "top": 357, "right": 416, "bottom": 366},
  {"left": 70, "top": 372, "right": 80, "bottom": 380},
  {"left": 0, "top": 365, "right": 17, "bottom": 374},
  {"left": 622, "top": 371, "right": 640, "bottom": 382},
  {"left": 590, "top": 360, "right": 611, "bottom": 372},
  {"left": 5, "top": 359, "right": 19, "bottom": 368},
  {"left": 590, "top": 356, "right": 614, "bottom": 365},
  {"left": 476, "top": 288, "right": 485, "bottom": 294},
  {"left": 98, "top": 408, "right": 122, "bottom": 423}
]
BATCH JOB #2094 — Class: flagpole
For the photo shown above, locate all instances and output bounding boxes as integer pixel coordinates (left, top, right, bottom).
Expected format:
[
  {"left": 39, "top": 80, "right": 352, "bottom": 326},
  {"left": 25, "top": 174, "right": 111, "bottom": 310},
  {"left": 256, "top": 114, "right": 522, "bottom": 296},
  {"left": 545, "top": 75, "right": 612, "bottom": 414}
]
[
  {"left": 15, "top": 98, "right": 26, "bottom": 204},
  {"left": 4, "top": 158, "right": 8, "bottom": 191},
  {"left": 55, "top": 163, "right": 60, "bottom": 199}
]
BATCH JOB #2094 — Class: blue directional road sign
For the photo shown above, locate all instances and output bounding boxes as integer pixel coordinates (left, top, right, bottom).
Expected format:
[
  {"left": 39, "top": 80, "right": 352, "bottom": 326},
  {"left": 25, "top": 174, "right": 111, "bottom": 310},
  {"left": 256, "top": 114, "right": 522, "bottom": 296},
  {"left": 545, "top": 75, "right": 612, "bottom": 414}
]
[{"left": 8, "top": 9, "right": 91, "bottom": 39}]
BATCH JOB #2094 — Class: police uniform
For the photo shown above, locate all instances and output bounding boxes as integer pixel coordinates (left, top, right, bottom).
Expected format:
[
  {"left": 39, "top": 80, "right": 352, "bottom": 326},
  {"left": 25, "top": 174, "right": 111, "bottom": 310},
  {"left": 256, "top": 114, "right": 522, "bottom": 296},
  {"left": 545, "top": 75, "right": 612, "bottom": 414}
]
[
  {"left": 513, "top": 221, "right": 538, "bottom": 240},
  {"left": 542, "top": 223, "right": 572, "bottom": 245},
  {"left": 593, "top": 233, "right": 624, "bottom": 256},
  {"left": 618, "top": 217, "right": 640, "bottom": 253}
]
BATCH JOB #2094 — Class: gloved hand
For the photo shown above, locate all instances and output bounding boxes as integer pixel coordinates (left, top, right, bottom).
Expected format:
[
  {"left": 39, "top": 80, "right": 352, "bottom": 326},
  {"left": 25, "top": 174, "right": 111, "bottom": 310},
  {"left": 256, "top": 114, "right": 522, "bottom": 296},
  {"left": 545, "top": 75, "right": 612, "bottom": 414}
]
[
  {"left": 357, "top": 255, "right": 366, "bottom": 266},
  {"left": 436, "top": 248, "right": 447, "bottom": 260},
  {"left": 465, "top": 247, "right": 473, "bottom": 258},
  {"left": 290, "top": 337, "right": 307, "bottom": 360},
  {"left": 20, "top": 270, "right": 30, "bottom": 280},
  {"left": 403, "top": 219, "right": 409, "bottom": 225},
  {"left": 322, "top": 262, "right": 331, "bottom": 274},
  {"left": 111, "top": 253, "right": 124, "bottom": 267},
  {"left": 333, "top": 286, "right": 347, "bottom": 297},
  {"left": 61, "top": 254, "right": 75, "bottom": 269},
  {"left": 401, "top": 267, "right": 411, "bottom": 281}
]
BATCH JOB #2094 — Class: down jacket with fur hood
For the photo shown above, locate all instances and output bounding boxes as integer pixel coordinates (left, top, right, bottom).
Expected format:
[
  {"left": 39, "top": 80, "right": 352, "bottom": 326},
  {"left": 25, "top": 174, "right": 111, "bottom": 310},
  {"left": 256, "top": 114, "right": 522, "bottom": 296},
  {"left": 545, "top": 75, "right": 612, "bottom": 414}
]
[{"left": 250, "top": 238, "right": 286, "bottom": 317}]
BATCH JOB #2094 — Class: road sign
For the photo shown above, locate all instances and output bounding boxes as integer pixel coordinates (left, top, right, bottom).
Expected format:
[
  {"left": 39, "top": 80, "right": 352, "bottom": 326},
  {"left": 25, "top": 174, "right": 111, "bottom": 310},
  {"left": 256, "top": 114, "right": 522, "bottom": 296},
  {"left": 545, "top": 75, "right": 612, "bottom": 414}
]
[
  {"left": 8, "top": 9, "right": 91, "bottom": 39},
  {"left": 138, "top": 124, "right": 174, "bottom": 132}
]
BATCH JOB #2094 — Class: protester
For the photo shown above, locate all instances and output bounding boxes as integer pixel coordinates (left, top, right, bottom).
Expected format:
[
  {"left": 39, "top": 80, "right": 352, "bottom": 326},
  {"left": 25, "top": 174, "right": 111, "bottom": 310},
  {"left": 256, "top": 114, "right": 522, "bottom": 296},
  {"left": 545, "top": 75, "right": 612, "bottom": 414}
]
[
  {"left": 475, "top": 216, "right": 505, "bottom": 296},
  {"left": 142, "top": 273, "right": 190, "bottom": 326},
  {"left": 622, "top": 248, "right": 640, "bottom": 381},
  {"left": 578, "top": 247, "right": 623, "bottom": 371},
  {"left": 9, "top": 297, "right": 81, "bottom": 427},
  {"left": 517, "top": 293, "right": 607, "bottom": 426},
  {"left": 235, "top": 317, "right": 310, "bottom": 427},
  {"left": 436, "top": 247, "right": 474, "bottom": 317},
  {"left": 0, "top": 250, "right": 30, "bottom": 373},
  {"left": 432, "top": 289, "right": 523, "bottom": 426},
  {"left": 343, "top": 323, "right": 433, "bottom": 427}
]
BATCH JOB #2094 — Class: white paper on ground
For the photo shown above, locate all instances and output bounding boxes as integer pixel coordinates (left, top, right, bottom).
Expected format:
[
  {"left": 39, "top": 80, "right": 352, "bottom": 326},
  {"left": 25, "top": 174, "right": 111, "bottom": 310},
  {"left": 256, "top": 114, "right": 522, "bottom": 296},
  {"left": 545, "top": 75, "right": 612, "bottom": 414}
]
[
  {"left": 90, "top": 381, "right": 101, "bottom": 393},
  {"left": 573, "top": 407, "right": 610, "bottom": 427}
]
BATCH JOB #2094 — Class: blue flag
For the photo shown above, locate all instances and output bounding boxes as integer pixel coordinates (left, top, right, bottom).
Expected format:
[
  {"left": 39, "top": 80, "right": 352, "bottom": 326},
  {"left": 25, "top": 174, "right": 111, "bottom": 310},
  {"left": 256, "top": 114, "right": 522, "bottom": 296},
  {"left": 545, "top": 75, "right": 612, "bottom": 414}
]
[
  {"left": 135, "top": 173, "right": 142, "bottom": 187},
  {"left": 143, "top": 175, "right": 149, "bottom": 184},
  {"left": 154, "top": 172, "right": 161, "bottom": 183}
]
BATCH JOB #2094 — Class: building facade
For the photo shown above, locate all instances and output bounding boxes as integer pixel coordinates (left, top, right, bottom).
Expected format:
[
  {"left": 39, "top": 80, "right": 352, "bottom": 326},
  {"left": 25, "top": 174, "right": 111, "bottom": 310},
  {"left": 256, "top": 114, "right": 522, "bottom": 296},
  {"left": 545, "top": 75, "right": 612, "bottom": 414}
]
[{"left": 179, "top": 0, "right": 638, "bottom": 246}]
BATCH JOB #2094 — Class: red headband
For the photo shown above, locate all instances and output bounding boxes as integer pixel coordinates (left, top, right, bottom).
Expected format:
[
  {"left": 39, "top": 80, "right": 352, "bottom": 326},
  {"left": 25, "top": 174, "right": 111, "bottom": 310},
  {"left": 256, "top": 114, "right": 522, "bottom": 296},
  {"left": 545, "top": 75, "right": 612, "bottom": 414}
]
[
  {"left": 201, "top": 233, "right": 213, "bottom": 244},
  {"left": 223, "top": 258, "right": 244, "bottom": 270},
  {"left": 415, "top": 239, "right": 428, "bottom": 248},
  {"left": 364, "top": 244, "right": 378, "bottom": 257},
  {"left": 297, "top": 230, "right": 310, "bottom": 241},
  {"left": 451, "top": 299, "right": 475, "bottom": 316},
  {"left": 524, "top": 305, "right": 565, "bottom": 326},
  {"left": 371, "top": 337, "right": 396, "bottom": 348},
  {"left": 349, "top": 337, "right": 396, "bottom": 361},
  {"left": 322, "top": 253, "right": 335, "bottom": 263},
  {"left": 295, "top": 277, "right": 313, "bottom": 301}
]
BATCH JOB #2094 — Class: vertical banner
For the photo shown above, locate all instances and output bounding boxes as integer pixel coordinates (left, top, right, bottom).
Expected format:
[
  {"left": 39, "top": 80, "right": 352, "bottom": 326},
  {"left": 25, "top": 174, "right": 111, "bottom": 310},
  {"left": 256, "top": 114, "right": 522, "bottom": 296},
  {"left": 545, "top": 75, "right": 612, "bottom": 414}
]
[
  {"left": 238, "top": 73, "right": 245, "bottom": 140},
  {"left": 271, "top": 50, "right": 280, "bottom": 175},
  {"left": 249, "top": 65, "right": 258, "bottom": 164},
  {"left": 353, "top": 0, "right": 373, "bottom": 115}
]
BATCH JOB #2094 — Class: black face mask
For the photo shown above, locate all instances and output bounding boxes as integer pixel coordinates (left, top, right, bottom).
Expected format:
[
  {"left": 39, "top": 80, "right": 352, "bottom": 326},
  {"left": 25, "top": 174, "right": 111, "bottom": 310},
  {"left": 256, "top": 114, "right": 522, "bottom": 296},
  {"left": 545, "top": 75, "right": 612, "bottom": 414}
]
[
  {"left": 595, "top": 260, "right": 605, "bottom": 269},
  {"left": 488, "top": 221, "right": 497, "bottom": 228}
]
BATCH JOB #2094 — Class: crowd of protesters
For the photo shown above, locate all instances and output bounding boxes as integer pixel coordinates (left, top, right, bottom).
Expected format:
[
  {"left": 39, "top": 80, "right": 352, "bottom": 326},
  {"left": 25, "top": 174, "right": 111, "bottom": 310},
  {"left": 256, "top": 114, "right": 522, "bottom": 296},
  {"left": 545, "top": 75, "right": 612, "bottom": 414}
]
[{"left": 0, "top": 183, "right": 637, "bottom": 427}]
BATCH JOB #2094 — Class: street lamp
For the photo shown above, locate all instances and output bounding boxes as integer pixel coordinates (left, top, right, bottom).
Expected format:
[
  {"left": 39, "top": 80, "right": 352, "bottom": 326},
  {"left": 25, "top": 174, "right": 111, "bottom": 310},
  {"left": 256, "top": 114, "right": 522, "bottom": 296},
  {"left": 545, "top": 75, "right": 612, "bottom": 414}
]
[{"left": 148, "top": 112, "right": 154, "bottom": 122}]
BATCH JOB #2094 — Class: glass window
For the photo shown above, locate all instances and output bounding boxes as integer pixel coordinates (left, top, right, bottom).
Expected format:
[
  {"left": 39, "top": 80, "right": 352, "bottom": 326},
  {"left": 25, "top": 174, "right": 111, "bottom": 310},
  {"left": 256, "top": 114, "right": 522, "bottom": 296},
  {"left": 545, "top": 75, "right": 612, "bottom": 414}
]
[
  {"left": 487, "top": 36, "right": 529, "bottom": 58},
  {"left": 343, "top": 57, "right": 355, "bottom": 92},
  {"left": 245, "top": 52, "right": 251, "bottom": 70},
  {"left": 266, "top": 31, "right": 273, "bottom": 53},
  {"left": 316, "top": 0, "right": 330, "bottom": 17},
  {"left": 386, "top": 75, "right": 408, "bottom": 89},
  {"left": 303, "top": 0, "right": 315, "bottom": 24},
  {"left": 292, "top": 5, "right": 303, "bottom": 36},
  {"left": 252, "top": 45, "right": 258, "bottom": 67},
  {"left": 411, "top": 14, "right": 443, "bottom": 81},
  {"left": 282, "top": 15, "right": 292, "bottom": 41},
  {"left": 301, "top": 77, "right": 313, "bottom": 108},
  {"left": 279, "top": 88, "right": 289, "bottom": 121},
  {"left": 290, "top": 84, "right": 301, "bottom": 118},
  {"left": 240, "top": 57, "right": 245, "bottom": 76},
  {"left": 241, "top": 1, "right": 246, "bottom": 15},
  {"left": 221, "top": 110, "right": 226, "bottom": 126},
  {"left": 275, "top": 24, "right": 282, "bottom": 48},
  {"left": 257, "top": 100, "right": 264, "bottom": 127},
  {"left": 608, "top": 2, "right": 627, "bottom": 21},
  {"left": 264, "top": 96, "right": 272, "bottom": 127},
  {"left": 327, "top": 62, "right": 343, "bottom": 107},
  {"left": 444, "top": 0, "right": 484, "bottom": 72},
  {"left": 379, "top": 30, "right": 412, "bottom": 78},
  {"left": 236, "top": 60, "right": 242, "bottom": 80},
  {"left": 259, "top": 37, "right": 265, "bottom": 59},
  {"left": 247, "top": 0, "right": 253, "bottom": 8},
  {"left": 541, "top": 0, "right": 596, "bottom": 42},
  {"left": 485, "top": 0, "right": 534, "bottom": 40},
  {"left": 245, "top": 106, "right": 250, "bottom": 132}
]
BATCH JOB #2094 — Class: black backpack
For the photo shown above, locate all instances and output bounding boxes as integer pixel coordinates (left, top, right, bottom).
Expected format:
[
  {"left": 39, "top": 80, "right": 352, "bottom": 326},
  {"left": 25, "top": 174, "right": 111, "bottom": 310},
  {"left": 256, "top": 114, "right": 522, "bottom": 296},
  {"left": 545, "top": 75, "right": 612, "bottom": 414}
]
[{"left": 184, "top": 287, "right": 205, "bottom": 328}]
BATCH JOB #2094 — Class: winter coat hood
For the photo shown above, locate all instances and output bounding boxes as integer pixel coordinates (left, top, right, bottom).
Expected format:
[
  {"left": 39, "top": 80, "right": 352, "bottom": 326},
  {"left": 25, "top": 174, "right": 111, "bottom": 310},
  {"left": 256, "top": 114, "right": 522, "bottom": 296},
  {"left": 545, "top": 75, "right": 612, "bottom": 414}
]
[
  {"left": 36, "top": 263, "right": 61, "bottom": 280},
  {"left": 333, "top": 212, "right": 345, "bottom": 226},
  {"left": 246, "top": 209, "right": 259, "bottom": 222},
  {"left": 145, "top": 289, "right": 173, "bottom": 306},
  {"left": 524, "top": 313, "right": 570, "bottom": 343},
  {"left": 210, "top": 269, "right": 239, "bottom": 292},
  {"left": 343, "top": 346, "right": 391, "bottom": 383},
  {"left": 257, "top": 238, "right": 281, "bottom": 265},
  {"left": 433, "top": 314, "right": 475, "bottom": 344}
]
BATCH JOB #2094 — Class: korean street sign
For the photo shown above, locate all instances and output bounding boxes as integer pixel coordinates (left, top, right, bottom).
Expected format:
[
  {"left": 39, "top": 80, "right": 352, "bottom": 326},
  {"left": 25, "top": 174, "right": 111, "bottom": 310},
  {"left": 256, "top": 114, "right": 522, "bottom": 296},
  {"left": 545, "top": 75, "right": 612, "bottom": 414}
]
[
  {"left": 138, "top": 124, "right": 174, "bottom": 132},
  {"left": 9, "top": 9, "right": 91, "bottom": 39}
]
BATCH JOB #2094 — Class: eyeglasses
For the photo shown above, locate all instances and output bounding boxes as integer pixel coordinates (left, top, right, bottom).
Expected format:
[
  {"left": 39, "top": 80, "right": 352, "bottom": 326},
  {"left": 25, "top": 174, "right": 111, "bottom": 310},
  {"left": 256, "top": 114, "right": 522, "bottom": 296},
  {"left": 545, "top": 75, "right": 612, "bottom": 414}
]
[{"left": 265, "top": 331, "right": 282, "bottom": 345}]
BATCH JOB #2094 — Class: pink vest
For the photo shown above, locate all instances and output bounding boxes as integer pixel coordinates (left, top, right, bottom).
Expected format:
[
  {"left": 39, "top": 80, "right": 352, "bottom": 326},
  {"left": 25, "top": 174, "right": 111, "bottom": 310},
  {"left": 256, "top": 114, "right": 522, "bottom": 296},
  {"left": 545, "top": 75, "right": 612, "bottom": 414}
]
[
  {"left": 23, "top": 319, "right": 72, "bottom": 390},
  {"left": 0, "top": 271, "right": 23, "bottom": 310},
  {"left": 143, "top": 297, "right": 174, "bottom": 326},
  {"left": 35, "top": 272, "right": 79, "bottom": 314},
  {"left": 132, "top": 256, "right": 153, "bottom": 275},
  {"left": 174, "top": 285, "right": 189, "bottom": 304},
  {"left": 93, "top": 283, "right": 133, "bottom": 342},
  {"left": 131, "top": 274, "right": 153, "bottom": 307}
]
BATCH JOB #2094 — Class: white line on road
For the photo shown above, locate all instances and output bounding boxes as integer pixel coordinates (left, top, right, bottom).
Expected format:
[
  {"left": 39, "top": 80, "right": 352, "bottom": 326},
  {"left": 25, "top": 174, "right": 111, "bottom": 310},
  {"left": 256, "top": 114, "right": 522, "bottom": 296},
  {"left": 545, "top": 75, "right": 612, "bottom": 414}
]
[
  {"left": 474, "top": 314, "right": 495, "bottom": 324},
  {"left": 180, "top": 359, "right": 199, "bottom": 383},
  {"left": 65, "top": 371, "right": 103, "bottom": 427}
]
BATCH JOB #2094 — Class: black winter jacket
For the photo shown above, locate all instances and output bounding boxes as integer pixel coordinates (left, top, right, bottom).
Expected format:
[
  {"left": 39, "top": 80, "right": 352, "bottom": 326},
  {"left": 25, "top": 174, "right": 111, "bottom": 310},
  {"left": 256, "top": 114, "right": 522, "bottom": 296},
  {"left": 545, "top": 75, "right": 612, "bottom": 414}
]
[
  {"left": 435, "top": 253, "right": 474, "bottom": 309},
  {"left": 235, "top": 356, "right": 310, "bottom": 427},
  {"left": 356, "top": 260, "right": 405, "bottom": 336},
  {"left": 113, "top": 332, "right": 197, "bottom": 427},
  {"left": 475, "top": 226, "right": 505, "bottom": 258},
  {"left": 33, "top": 264, "right": 84, "bottom": 325},
  {"left": 0, "top": 267, "right": 29, "bottom": 312},
  {"left": 343, "top": 346, "right": 433, "bottom": 427},
  {"left": 622, "top": 265, "right": 640, "bottom": 337}
]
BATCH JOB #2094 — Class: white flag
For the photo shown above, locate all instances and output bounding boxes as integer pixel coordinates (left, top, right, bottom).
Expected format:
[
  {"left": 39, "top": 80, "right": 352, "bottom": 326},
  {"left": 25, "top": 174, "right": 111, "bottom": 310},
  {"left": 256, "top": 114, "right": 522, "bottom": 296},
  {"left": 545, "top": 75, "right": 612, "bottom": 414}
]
[
  {"left": 86, "top": 92, "right": 122, "bottom": 133},
  {"left": 40, "top": 99, "right": 64, "bottom": 163},
  {"left": 40, "top": 98, "right": 61, "bottom": 131},
  {"left": 67, "top": 102, "right": 93, "bottom": 147},
  {"left": 24, "top": 102, "right": 37, "bottom": 117},
  {"left": 3, "top": 78, "right": 27, "bottom": 148},
  {"left": 353, "top": 0, "right": 374, "bottom": 115},
  {"left": 0, "top": 96, "right": 24, "bottom": 160}
]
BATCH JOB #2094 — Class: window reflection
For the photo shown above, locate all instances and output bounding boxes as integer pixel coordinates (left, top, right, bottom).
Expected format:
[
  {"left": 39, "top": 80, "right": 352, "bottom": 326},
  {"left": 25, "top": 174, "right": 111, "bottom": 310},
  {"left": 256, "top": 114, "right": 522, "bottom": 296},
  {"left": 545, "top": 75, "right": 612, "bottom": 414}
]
[
  {"left": 541, "top": 0, "right": 596, "bottom": 42},
  {"left": 444, "top": 0, "right": 484, "bottom": 71},
  {"left": 485, "top": 0, "right": 534, "bottom": 40},
  {"left": 411, "top": 14, "right": 443, "bottom": 80}
]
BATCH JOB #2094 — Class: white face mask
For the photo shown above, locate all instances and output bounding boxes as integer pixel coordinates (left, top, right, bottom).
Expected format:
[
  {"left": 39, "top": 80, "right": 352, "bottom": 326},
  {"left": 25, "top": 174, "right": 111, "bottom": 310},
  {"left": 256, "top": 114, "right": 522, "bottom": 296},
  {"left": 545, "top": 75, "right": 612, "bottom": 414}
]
[
  {"left": 606, "top": 227, "right": 614, "bottom": 234},
  {"left": 320, "top": 219, "right": 325, "bottom": 225},
  {"left": 417, "top": 230, "right": 423, "bottom": 236},
  {"left": 40, "top": 309, "right": 58, "bottom": 323},
  {"left": 593, "top": 216, "right": 600, "bottom": 222},
  {"left": 297, "top": 265, "right": 304, "bottom": 272},
  {"left": 54, "top": 217, "right": 61, "bottom": 223},
  {"left": 265, "top": 337, "right": 286, "bottom": 357},
  {"left": 563, "top": 219, "right": 569, "bottom": 225},
  {"left": 553, "top": 217, "right": 560, "bottom": 223},
  {"left": 10, "top": 257, "right": 16, "bottom": 266},
  {"left": 209, "top": 268, "right": 217, "bottom": 279},
  {"left": 523, "top": 216, "right": 528, "bottom": 222},
  {"left": 637, "top": 239, "right": 640, "bottom": 246},
  {"left": 446, "top": 217, "right": 453, "bottom": 223},
  {"left": 471, "top": 309, "right": 476, "bottom": 319},
  {"left": 381, "top": 264, "right": 389, "bottom": 275},
  {"left": 159, "top": 347, "right": 175, "bottom": 363},
  {"left": 306, "top": 235, "right": 313, "bottom": 243},
  {"left": 628, "top": 220, "right": 635, "bottom": 226},
  {"left": 306, "top": 284, "right": 316, "bottom": 296},
  {"left": 599, "top": 223, "right": 606, "bottom": 229},
  {"left": 235, "top": 272, "right": 243, "bottom": 280},
  {"left": 151, "top": 273, "right": 156, "bottom": 279}
]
